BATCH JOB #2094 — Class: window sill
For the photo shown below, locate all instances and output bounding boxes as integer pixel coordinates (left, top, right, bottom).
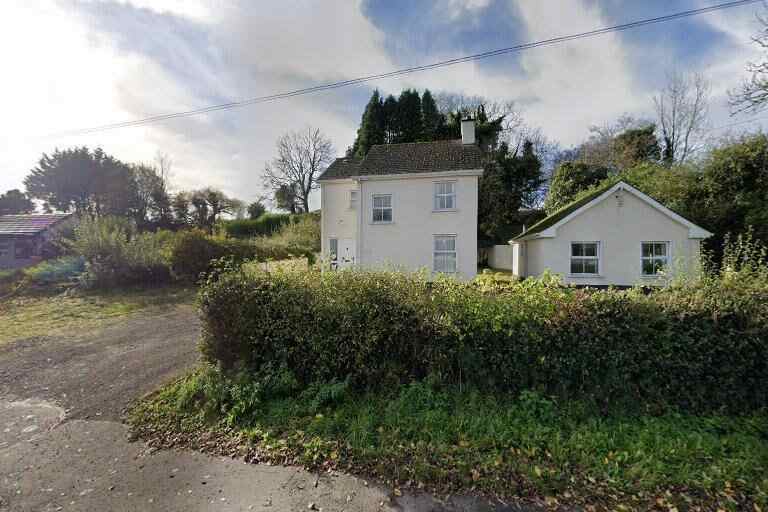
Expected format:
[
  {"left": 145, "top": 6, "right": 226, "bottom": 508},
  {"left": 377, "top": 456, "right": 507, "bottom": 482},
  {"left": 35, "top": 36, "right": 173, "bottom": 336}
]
[
  {"left": 432, "top": 209, "right": 458, "bottom": 213},
  {"left": 370, "top": 221, "right": 394, "bottom": 225}
]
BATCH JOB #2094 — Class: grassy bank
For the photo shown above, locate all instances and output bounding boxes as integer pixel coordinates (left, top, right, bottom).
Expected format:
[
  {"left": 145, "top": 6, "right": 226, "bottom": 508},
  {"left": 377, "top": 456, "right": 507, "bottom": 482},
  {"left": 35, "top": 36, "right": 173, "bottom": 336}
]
[
  {"left": 0, "top": 286, "right": 195, "bottom": 344},
  {"left": 129, "top": 367, "right": 768, "bottom": 511}
]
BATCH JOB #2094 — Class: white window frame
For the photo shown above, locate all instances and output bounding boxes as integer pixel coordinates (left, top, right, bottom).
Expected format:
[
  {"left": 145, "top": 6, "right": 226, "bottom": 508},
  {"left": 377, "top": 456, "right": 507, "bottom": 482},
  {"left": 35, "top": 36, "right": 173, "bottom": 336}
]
[
  {"left": 433, "top": 181, "right": 457, "bottom": 211},
  {"left": 371, "top": 193, "right": 393, "bottom": 224},
  {"left": 569, "top": 241, "right": 600, "bottom": 276},
  {"left": 433, "top": 234, "right": 458, "bottom": 274},
  {"left": 349, "top": 190, "right": 358, "bottom": 209},
  {"left": 640, "top": 241, "right": 670, "bottom": 277}
]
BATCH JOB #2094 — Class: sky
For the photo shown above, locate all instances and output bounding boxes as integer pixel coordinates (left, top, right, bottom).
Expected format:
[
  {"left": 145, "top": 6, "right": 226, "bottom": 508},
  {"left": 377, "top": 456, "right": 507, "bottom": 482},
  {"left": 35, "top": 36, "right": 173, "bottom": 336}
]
[{"left": 0, "top": 0, "right": 765, "bottom": 210}]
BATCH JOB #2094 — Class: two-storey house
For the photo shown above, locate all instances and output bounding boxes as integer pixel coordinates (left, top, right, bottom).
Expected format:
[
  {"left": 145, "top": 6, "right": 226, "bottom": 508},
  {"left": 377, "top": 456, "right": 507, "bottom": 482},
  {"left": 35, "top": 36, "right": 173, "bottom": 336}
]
[{"left": 319, "top": 119, "right": 483, "bottom": 279}]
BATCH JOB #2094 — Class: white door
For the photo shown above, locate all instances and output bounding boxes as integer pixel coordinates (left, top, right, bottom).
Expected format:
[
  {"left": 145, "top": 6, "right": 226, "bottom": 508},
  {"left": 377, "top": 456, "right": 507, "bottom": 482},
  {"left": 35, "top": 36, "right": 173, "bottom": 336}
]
[{"left": 338, "top": 238, "right": 356, "bottom": 268}]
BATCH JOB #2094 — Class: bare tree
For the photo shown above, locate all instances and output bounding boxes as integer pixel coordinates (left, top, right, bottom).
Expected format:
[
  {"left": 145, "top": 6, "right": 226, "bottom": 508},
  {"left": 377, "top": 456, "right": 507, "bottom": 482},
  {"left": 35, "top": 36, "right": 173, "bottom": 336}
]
[
  {"left": 653, "top": 70, "right": 710, "bottom": 165},
  {"left": 263, "top": 127, "right": 335, "bottom": 213},
  {"left": 434, "top": 92, "right": 523, "bottom": 133},
  {"left": 730, "top": 13, "right": 768, "bottom": 114},
  {"left": 576, "top": 114, "right": 652, "bottom": 170}
]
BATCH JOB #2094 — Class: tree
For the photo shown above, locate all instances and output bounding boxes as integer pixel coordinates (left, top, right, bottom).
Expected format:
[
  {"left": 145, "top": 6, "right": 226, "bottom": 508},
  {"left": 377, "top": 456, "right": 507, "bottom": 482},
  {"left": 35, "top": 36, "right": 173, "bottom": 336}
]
[
  {"left": 575, "top": 114, "right": 650, "bottom": 170},
  {"left": 395, "top": 89, "right": 423, "bottom": 143},
  {"left": 0, "top": 189, "right": 35, "bottom": 215},
  {"left": 25, "top": 147, "right": 136, "bottom": 216},
  {"left": 478, "top": 140, "right": 544, "bottom": 243},
  {"left": 247, "top": 201, "right": 266, "bottom": 219},
  {"left": 730, "top": 13, "right": 768, "bottom": 114},
  {"left": 544, "top": 161, "right": 610, "bottom": 213},
  {"left": 191, "top": 187, "right": 238, "bottom": 233},
  {"left": 613, "top": 124, "right": 661, "bottom": 169},
  {"left": 274, "top": 183, "right": 300, "bottom": 213},
  {"left": 382, "top": 94, "right": 399, "bottom": 143},
  {"left": 131, "top": 163, "right": 172, "bottom": 229},
  {"left": 263, "top": 127, "right": 335, "bottom": 213},
  {"left": 697, "top": 133, "right": 768, "bottom": 248},
  {"left": 421, "top": 89, "right": 441, "bottom": 141},
  {"left": 352, "top": 89, "right": 385, "bottom": 158},
  {"left": 654, "top": 70, "right": 710, "bottom": 165},
  {"left": 171, "top": 192, "right": 192, "bottom": 226}
]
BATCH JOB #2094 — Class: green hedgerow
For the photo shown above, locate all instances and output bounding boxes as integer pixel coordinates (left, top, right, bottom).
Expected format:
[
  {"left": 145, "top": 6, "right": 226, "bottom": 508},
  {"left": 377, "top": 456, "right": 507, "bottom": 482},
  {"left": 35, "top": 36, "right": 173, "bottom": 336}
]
[{"left": 197, "top": 263, "right": 768, "bottom": 414}]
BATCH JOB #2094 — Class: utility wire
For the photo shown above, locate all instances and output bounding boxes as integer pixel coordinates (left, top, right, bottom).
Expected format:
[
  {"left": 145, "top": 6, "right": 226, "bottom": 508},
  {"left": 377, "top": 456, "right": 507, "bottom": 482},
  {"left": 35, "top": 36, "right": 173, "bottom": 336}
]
[
  {"left": 707, "top": 115, "right": 768, "bottom": 131},
  {"left": 56, "top": 0, "right": 762, "bottom": 137}
]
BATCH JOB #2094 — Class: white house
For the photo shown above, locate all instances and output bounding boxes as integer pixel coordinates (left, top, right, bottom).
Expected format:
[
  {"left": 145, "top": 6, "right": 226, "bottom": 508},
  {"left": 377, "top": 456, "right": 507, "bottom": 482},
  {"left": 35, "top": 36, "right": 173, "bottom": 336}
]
[
  {"left": 508, "top": 181, "right": 713, "bottom": 286},
  {"left": 319, "top": 119, "right": 483, "bottom": 279}
]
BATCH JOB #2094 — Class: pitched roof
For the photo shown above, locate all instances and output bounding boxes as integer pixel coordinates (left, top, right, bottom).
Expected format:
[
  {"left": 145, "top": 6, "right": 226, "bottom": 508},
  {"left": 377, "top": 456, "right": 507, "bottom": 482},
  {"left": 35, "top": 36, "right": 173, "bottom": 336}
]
[
  {"left": 0, "top": 214, "right": 71, "bottom": 237},
  {"left": 318, "top": 157, "right": 362, "bottom": 180},
  {"left": 513, "top": 181, "right": 713, "bottom": 241},
  {"left": 318, "top": 140, "right": 484, "bottom": 180},
  {"left": 514, "top": 182, "right": 616, "bottom": 240}
]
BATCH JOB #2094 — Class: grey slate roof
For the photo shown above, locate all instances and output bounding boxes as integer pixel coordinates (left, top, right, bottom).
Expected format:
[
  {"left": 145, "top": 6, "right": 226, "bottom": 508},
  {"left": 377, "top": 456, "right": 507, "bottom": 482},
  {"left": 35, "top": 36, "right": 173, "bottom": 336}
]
[
  {"left": 318, "top": 157, "right": 362, "bottom": 180},
  {"left": 319, "top": 140, "right": 484, "bottom": 181},
  {"left": 0, "top": 214, "right": 71, "bottom": 238}
]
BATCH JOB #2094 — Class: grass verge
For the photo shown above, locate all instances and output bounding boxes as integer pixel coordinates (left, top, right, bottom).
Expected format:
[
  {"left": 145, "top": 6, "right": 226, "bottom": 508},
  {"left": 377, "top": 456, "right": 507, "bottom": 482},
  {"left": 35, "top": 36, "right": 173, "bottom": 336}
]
[
  {"left": 0, "top": 286, "right": 195, "bottom": 344},
  {"left": 129, "top": 367, "right": 768, "bottom": 511}
]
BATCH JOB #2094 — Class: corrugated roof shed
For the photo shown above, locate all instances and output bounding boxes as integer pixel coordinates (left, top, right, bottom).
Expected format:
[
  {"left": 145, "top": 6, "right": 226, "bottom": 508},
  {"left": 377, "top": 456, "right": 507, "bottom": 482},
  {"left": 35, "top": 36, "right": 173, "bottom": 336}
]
[{"left": 0, "top": 214, "right": 71, "bottom": 237}]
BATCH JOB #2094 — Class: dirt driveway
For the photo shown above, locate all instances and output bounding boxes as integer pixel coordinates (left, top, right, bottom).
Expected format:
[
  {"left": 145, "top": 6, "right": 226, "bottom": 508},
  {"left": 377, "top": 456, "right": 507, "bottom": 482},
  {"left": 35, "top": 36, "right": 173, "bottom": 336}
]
[
  {"left": 0, "top": 303, "right": 199, "bottom": 421},
  {"left": 0, "top": 300, "right": 531, "bottom": 512}
]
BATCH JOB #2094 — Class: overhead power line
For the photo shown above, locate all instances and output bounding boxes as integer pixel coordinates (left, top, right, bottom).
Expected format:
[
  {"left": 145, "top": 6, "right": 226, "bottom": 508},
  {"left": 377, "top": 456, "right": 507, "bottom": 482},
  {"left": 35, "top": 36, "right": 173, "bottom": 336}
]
[
  {"left": 57, "top": 0, "right": 762, "bottom": 137},
  {"left": 707, "top": 115, "right": 768, "bottom": 131}
]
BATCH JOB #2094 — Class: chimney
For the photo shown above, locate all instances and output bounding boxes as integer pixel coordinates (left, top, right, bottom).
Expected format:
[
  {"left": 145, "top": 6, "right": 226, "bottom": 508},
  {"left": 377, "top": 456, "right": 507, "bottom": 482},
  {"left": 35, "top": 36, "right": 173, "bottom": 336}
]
[{"left": 461, "top": 117, "right": 475, "bottom": 145}]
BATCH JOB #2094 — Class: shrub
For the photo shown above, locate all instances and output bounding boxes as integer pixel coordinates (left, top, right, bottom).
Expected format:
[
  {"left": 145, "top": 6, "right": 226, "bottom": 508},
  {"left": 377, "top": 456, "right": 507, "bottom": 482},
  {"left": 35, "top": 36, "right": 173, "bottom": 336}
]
[
  {"left": 68, "top": 216, "right": 172, "bottom": 287},
  {"left": 172, "top": 216, "right": 319, "bottom": 282},
  {"left": 198, "top": 266, "right": 768, "bottom": 414},
  {"left": 222, "top": 212, "right": 319, "bottom": 239},
  {"left": 23, "top": 256, "right": 85, "bottom": 285},
  {"left": 168, "top": 230, "right": 258, "bottom": 282}
]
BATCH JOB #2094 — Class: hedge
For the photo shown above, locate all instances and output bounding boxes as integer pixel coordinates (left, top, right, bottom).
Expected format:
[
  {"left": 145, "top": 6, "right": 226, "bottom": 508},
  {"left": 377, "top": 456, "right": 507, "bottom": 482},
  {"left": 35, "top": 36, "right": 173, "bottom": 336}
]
[
  {"left": 222, "top": 212, "right": 319, "bottom": 239},
  {"left": 169, "top": 230, "right": 316, "bottom": 282},
  {"left": 198, "top": 268, "right": 768, "bottom": 414}
]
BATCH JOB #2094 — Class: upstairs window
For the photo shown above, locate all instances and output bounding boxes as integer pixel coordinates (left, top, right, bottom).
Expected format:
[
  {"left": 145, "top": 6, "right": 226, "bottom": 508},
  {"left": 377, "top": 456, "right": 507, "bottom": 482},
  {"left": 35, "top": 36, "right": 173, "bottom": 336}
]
[
  {"left": 0, "top": 242, "right": 9, "bottom": 258},
  {"left": 349, "top": 190, "right": 358, "bottom": 209},
  {"left": 433, "top": 235, "right": 457, "bottom": 273},
  {"left": 372, "top": 194, "right": 392, "bottom": 223},
  {"left": 434, "top": 181, "right": 456, "bottom": 210},
  {"left": 570, "top": 242, "right": 599, "bottom": 275},
  {"left": 641, "top": 242, "right": 669, "bottom": 276}
]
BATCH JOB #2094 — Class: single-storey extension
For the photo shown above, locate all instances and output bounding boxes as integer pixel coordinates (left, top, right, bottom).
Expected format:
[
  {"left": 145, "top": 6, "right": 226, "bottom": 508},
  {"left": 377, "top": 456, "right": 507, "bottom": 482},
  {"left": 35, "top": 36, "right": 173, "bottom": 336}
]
[{"left": 507, "top": 181, "right": 712, "bottom": 286}]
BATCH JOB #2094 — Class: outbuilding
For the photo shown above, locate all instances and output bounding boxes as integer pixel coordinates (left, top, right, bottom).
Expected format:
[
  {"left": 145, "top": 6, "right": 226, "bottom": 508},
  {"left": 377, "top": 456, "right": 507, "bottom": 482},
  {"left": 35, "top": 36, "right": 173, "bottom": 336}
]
[
  {"left": 0, "top": 214, "right": 73, "bottom": 269},
  {"left": 508, "top": 181, "right": 712, "bottom": 286}
]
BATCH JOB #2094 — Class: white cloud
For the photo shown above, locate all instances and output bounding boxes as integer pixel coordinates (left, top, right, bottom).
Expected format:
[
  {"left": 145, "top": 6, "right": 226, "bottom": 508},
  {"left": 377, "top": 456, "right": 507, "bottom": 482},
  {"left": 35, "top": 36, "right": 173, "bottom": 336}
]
[{"left": 444, "top": 0, "right": 493, "bottom": 20}]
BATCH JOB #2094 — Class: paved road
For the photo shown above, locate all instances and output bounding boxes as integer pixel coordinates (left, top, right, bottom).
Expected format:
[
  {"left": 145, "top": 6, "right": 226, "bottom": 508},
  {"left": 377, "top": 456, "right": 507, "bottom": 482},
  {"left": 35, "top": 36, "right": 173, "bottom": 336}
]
[{"left": 0, "top": 303, "right": 532, "bottom": 512}]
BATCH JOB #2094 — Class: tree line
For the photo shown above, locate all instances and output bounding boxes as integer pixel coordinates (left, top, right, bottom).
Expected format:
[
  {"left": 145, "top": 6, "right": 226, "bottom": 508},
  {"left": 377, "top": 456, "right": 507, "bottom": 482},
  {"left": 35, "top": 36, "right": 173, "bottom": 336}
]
[{"left": 0, "top": 148, "right": 271, "bottom": 232}]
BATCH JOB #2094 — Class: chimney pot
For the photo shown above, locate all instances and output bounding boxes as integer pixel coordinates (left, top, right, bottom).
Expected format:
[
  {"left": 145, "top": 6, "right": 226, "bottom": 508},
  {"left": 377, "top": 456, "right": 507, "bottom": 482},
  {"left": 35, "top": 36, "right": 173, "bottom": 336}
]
[{"left": 461, "top": 117, "right": 476, "bottom": 145}]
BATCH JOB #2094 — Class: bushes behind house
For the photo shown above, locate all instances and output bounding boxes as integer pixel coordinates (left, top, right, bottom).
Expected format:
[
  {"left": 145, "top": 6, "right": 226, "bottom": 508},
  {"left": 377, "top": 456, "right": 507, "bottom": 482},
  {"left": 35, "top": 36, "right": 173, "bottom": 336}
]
[
  {"left": 222, "top": 212, "right": 319, "bottom": 239},
  {"left": 198, "top": 262, "right": 768, "bottom": 414},
  {"left": 170, "top": 217, "right": 319, "bottom": 281}
]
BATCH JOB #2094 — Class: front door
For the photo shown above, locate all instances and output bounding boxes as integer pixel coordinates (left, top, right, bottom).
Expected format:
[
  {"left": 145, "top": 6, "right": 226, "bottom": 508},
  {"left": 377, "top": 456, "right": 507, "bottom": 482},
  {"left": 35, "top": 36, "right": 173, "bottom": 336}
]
[{"left": 338, "top": 238, "right": 356, "bottom": 269}]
